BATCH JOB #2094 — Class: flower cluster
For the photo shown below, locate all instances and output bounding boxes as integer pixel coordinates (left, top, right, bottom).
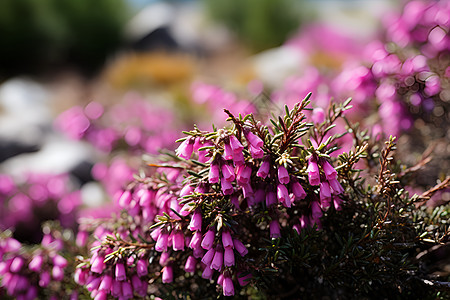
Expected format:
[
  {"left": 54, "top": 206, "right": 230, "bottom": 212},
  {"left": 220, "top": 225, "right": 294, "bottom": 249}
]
[
  {"left": 0, "top": 173, "right": 81, "bottom": 243},
  {"left": 55, "top": 93, "right": 179, "bottom": 153},
  {"left": 0, "top": 230, "right": 75, "bottom": 299}
]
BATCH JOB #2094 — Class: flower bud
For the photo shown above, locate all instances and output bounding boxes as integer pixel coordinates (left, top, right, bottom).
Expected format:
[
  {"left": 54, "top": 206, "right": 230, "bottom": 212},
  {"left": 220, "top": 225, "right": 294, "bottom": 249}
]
[
  {"left": 9, "top": 257, "right": 24, "bottom": 273},
  {"left": 29, "top": 255, "right": 43, "bottom": 272},
  {"left": 52, "top": 265, "right": 64, "bottom": 281}
]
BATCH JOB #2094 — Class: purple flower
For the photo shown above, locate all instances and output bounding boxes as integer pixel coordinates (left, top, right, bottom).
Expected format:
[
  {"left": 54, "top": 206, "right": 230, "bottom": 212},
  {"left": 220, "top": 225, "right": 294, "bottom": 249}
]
[
  {"left": 189, "top": 231, "right": 202, "bottom": 250},
  {"left": 334, "top": 197, "right": 343, "bottom": 211},
  {"left": 159, "top": 252, "right": 170, "bottom": 266},
  {"left": 311, "top": 201, "right": 323, "bottom": 221},
  {"left": 233, "top": 239, "right": 248, "bottom": 257},
  {"left": 312, "top": 107, "right": 325, "bottom": 123},
  {"left": 292, "top": 181, "right": 306, "bottom": 200},
  {"left": 185, "top": 256, "right": 197, "bottom": 273},
  {"left": 201, "top": 229, "right": 215, "bottom": 250},
  {"left": 320, "top": 182, "right": 332, "bottom": 200},
  {"left": 74, "top": 268, "right": 88, "bottom": 285},
  {"left": 249, "top": 144, "right": 264, "bottom": 159},
  {"left": 221, "top": 179, "right": 234, "bottom": 195},
  {"left": 322, "top": 161, "right": 337, "bottom": 181},
  {"left": 76, "top": 231, "right": 89, "bottom": 247},
  {"left": 131, "top": 275, "right": 142, "bottom": 291},
  {"left": 257, "top": 158, "right": 270, "bottom": 178},
  {"left": 162, "top": 265, "right": 173, "bottom": 283},
  {"left": 201, "top": 248, "right": 215, "bottom": 266},
  {"left": 52, "top": 254, "right": 68, "bottom": 268},
  {"left": 277, "top": 165, "right": 290, "bottom": 184},
  {"left": 179, "top": 184, "right": 194, "bottom": 197},
  {"left": 224, "top": 248, "right": 235, "bottom": 267},
  {"left": 118, "top": 190, "right": 132, "bottom": 208},
  {"left": 242, "top": 183, "right": 254, "bottom": 198},
  {"left": 155, "top": 232, "right": 169, "bottom": 252},
  {"left": 39, "top": 271, "right": 51, "bottom": 288},
  {"left": 211, "top": 246, "right": 224, "bottom": 271},
  {"left": 222, "top": 230, "right": 234, "bottom": 248},
  {"left": 229, "top": 135, "right": 244, "bottom": 153},
  {"left": 99, "top": 274, "right": 112, "bottom": 291},
  {"left": 121, "top": 281, "right": 133, "bottom": 298},
  {"left": 52, "top": 265, "right": 64, "bottom": 281},
  {"left": 209, "top": 163, "right": 220, "bottom": 184},
  {"left": 245, "top": 130, "right": 264, "bottom": 148},
  {"left": 111, "top": 279, "right": 121, "bottom": 297},
  {"left": 236, "top": 164, "right": 252, "bottom": 185},
  {"left": 202, "top": 265, "right": 214, "bottom": 280},
  {"left": 136, "top": 258, "right": 148, "bottom": 277},
  {"left": 277, "top": 184, "right": 291, "bottom": 207},
  {"left": 232, "top": 150, "right": 245, "bottom": 165},
  {"left": 94, "top": 290, "right": 107, "bottom": 300},
  {"left": 189, "top": 210, "right": 203, "bottom": 231},
  {"left": 221, "top": 164, "right": 236, "bottom": 182},
  {"left": 223, "top": 275, "right": 235, "bottom": 296},
  {"left": 269, "top": 220, "right": 281, "bottom": 238},
  {"left": 329, "top": 178, "right": 344, "bottom": 194},
  {"left": 176, "top": 138, "right": 194, "bottom": 160},
  {"left": 307, "top": 159, "right": 321, "bottom": 186},
  {"left": 115, "top": 263, "right": 126, "bottom": 281},
  {"left": 223, "top": 143, "right": 234, "bottom": 160},
  {"left": 172, "top": 231, "right": 185, "bottom": 251},
  {"left": 90, "top": 254, "right": 105, "bottom": 274},
  {"left": 29, "top": 255, "right": 43, "bottom": 272},
  {"left": 9, "top": 257, "right": 24, "bottom": 273}
]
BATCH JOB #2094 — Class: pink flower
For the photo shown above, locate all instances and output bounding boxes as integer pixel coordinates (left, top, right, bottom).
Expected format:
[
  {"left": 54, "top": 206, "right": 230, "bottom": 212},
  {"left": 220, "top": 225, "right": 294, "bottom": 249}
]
[
  {"left": 269, "top": 220, "right": 281, "bottom": 238},
  {"left": 221, "top": 164, "right": 236, "bottom": 182},
  {"left": 121, "top": 281, "right": 133, "bottom": 298},
  {"left": 172, "top": 231, "right": 185, "bottom": 251},
  {"left": 223, "top": 143, "right": 234, "bottom": 160},
  {"left": 334, "top": 197, "right": 343, "bottom": 211},
  {"left": 29, "top": 255, "right": 43, "bottom": 272},
  {"left": 277, "top": 165, "right": 290, "bottom": 184},
  {"left": 245, "top": 130, "right": 264, "bottom": 148},
  {"left": 329, "top": 178, "right": 344, "bottom": 195},
  {"left": 155, "top": 232, "right": 169, "bottom": 252},
  {"left": 232, "top": 150, "right": 245, "bottom": 165},
  {"left": 312, "top": 107, "right": 325, "bottom": 123},
  {"left": 209, "top": 163, "right": 220, "bottom": 184},
  {"left": 52, "top": 265, "right": 64, "bottom": 281},
  {"left": 52, "top": 254, "right": 68, "bottom": 268},
  {"left": 257, "top": 158, "right": 271, "bottom": 178},
  {"left": 201, "top": 248, "right": 215, "bottom": 266},
  {"left": 39, "top": 271, "right": 51, "bottom": 288},
  {"left": 307, "top": 160, "right": 321, "bottom": 186},
  {"left": 118, "top": 190, "right": 132, "bottom": 208},
  {"left": 115, "top": 263, "right": 126, "bottom": 281},
  {"left": 311, "top": 201, "right": 323, "bottom": 221},
  {"left": 202, "top": 265, "right": 214, "bottom": 280},
  {"left": 211, "top": 247, "right": 224, "bottom": 271},
  {"left": 319, "top": 182, "right": 332, "bottom": 200},
  {"left": 185, "top": 256, "right": 197, "bottom": 273},
  {"left": 90, "top": 254, "right": 105, "bottom": 274},
  {"left": 201, "top": 230, "right": 215, "bottom": 250},
  {"left": 236, "top": 164, "right": 252, "bottom": 185},
  {"left": 189, "top": 231, "right": 202, "bottom": 250},
  {"left": 222, "top": 230, "right": 234, "bottom": 248},
  {"left": 136, "top": 259, "right": 148, "bottom": 277},
  {"left": 292, "top": 181, "right": 306, "bottom": 200},
  {"left": 249, "top": 144, "right": 264, "bottom": 158},
  {"left": 233, "top": 239, "right": 248, "bottom": 257},
  {"left": 224, "top": 248, "right": 235, "bottom": 267},
  {"left": 322, "top": 161, "right": 337, "bottom": 181},
  {"left": 179, "top": 184, "right": 194, "bottom": 197},
  {"left": 162, "top": 265, "right": 173, "bottom": 283},
  {"left": 10, "top": 257, "right": 24, "bottom": 273},
  {"left": 229, "top": 135, "right": 244, "bottom": 153},
  {"left": 223, "top": 276, "right": 235, "bottom": 296},
  {"left": 189, "top": 210, "right": 202, "bottom": 231},
  {"left": 99, "top": 274, "right": 112, "bottom": 291},
  {"left": 277, "top": 184, "right": 291, "bottom": 207},
  {"left": 242, "top": 183, "right": 254, "bottom": 198},
  {"left": 221, "top": 179, "right": 234, "bottom": 195},
  {"left": 176, "top": 138, "right": 194, "bottom": 160}
]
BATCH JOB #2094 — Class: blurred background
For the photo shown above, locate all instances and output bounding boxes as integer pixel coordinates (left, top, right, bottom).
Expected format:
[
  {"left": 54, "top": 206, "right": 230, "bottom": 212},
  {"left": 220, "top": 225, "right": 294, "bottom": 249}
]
[{"left": 3, "top": 0, "right": 450, "bottom": 242}]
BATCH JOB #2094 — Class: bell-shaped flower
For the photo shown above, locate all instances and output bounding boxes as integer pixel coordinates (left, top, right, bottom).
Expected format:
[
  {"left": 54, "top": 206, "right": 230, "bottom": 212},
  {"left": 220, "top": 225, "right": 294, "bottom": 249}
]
[
  {"left": 202, "top": 265, "right": 214, "bottom": 280},
  {"left": 322, "top": 161, "right": 337, "bottom": 181},
  {"left": 223, "top": 275, "right": 235, "bottom": 296},
  {"left": 189, "top": 231, "right": 202, "bottom": 250},
  {"left": 221, "top": 164, "right": 235, "bottom": 182},
  {"left": 269, "top": 220, "right": 281, "bottom": 238},
  {"left": 189, "top": 209, "right": 203, "bottom": 231},
  {"left": 277, "top": 184, "right": 291, "bottom": 207},
  {"left": 236, "top": 164, "right": 252, "bottom": 185},
  {"left": 209, "top": 163, "right": 220, "bottom": 184},
  {"left": 162, "top": 265, "right": 173, "bottom": 283},
  {"left": 185, "top": 256, "right": 197, "bottom": 273},
  {"left": 211, "top": 246, "right": 224, "bottom": 271},
  {"left": 232, "top": 150, "right": 245, "bottom": 165},
  {"left": 136, "top": 258, "right": 148, "bottom": 277},
  {"left": 155, "top": 231, "right": 169, "bottom": 252},
  {"left": 221, "top": 230, "right": 233, "bottom": 248},
  {"left": 223, "top": 143, "right": 234, "bottom": 160},
  {"left": 201, "top": 248, "right": 215, "bottom": 266},
  {"left": 29, "top": 255, "right": 43, "bottom": 272},
  {"left": 249, "top": 144, "right": 264, "bottom": 158},
  {"left": 266, "top": 191, "right": 277, "bottom": 207},
  {"left": 176, "top": 138, "right": 194, "bottom": 160},
  {"left": 221, "top": 179, "right": 234, "bottom": 195},
  {"left": 99, "top": 274, "right": 112, "bottom": 291},
  {"left": 172, "top": 231, "right": 185, "bottom": 251},
  {"left": 257, "top": 158, "right": 270, "bottom": 178},
  {"left": 115, "top": 263, "right": 126, "bottom": 281},
  {"left": 224, "top": 248, "right": 235, "bottom": 267},
  {"left": 277, "top": 165, "right": 290, "bottom": 184},
  {"left": 245, "top": 130, "right": 264, "bottom": 148},
  {"left": 201, "top": 229, "right": 215, "bottom": 250},
  {"left": 329, "top": 178, "right": 344, "bottom": 194},
  {"left": 233, "top": 239, "right": 248, "bottom": 257},
  {"left": 292, "top": 181, "right": 306, "bottom": 200},
  {"left": 307, "top": 159, "right": 321, "bottom": 186},
  {"left": 229, "top": 135, "right": 244, "bottom": 153}
]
